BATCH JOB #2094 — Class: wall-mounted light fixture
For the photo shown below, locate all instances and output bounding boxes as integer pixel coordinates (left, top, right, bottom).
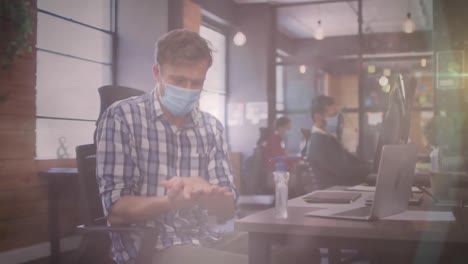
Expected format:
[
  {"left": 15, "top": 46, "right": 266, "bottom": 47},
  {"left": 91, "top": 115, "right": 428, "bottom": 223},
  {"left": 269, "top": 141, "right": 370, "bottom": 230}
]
[
  {"left": 299, "top": 65, "right": 307, "bottom": 74},
  {"left": 420, "top": 58, "right": 427, "bottom": 67},
  {"left": 233, "top": 31, "right": 247, "bottom": 46}
]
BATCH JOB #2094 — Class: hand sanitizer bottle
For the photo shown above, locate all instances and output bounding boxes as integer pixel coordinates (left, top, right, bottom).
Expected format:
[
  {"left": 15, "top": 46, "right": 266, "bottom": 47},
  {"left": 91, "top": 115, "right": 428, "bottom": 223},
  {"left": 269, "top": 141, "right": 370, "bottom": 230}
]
[{"left": 273, "top": 159, "right": 289, "bottom": 219}]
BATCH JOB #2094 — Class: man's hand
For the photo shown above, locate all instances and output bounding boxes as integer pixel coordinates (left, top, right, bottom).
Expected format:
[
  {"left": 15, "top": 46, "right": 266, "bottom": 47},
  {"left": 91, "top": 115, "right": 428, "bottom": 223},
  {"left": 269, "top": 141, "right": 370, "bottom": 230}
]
[
  {"left": 161, "top": 177, "right": 197, "bottom": 209},
  {"left": 161, "top": 176, "right": 235, "bottom": 218}
]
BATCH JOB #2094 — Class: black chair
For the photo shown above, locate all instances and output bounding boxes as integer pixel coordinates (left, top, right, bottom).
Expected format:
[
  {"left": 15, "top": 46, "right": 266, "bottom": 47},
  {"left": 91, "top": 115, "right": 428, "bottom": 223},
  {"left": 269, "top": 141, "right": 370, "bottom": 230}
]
[
  {"left": 94, "top": 85, "right": 145, "bottom": 142},
  {"left": 293, "top": 160, "right": 321, "bottom": 196},
  {"left": 97, "top": 85, "right": 144, "bottom": 118},
  {"left": 74, "top": 144, "right": 158, "bottom": 264}
]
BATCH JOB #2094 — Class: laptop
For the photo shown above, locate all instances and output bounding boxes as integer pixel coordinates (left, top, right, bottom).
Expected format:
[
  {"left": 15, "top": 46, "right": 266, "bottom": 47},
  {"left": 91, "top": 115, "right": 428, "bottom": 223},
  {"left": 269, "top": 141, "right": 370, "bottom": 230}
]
[{"left": 305, "top": 144, "right": 418, "bottom": 221}]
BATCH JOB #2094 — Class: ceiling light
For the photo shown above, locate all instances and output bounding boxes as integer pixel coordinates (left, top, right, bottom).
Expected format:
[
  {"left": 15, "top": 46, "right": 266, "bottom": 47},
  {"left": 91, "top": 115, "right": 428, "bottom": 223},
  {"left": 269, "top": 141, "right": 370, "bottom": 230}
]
[
  {"left": 299, "top": 65, "right": 307, "bottom": 74},
  {"left": 315, "top": 20, "right": 324, "bottom": 40},
  {"left": 233, "top": 31, "right": 247, "bottom": 46},
  {"left": 402, "top": 13, "right": 416, "bottom": 34},
  {"left": 379, "top": 76, "right": 389, "bottom": 87},
  {"left": 421, "top": 58, "right": 427, "bottom": 67}
]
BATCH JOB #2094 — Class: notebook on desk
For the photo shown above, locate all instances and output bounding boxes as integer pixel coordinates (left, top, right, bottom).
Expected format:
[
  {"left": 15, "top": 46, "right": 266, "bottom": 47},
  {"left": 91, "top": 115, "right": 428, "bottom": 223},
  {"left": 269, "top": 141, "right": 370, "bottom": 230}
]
[
  {"left": 365, "top": 193, "right": 424, "bottom": 206},
  {"left": 303, "top": 191, "right": 362, "bottom": 204},
  {"left": 347, "top": 184, "right": 422, "bottom": 193}
]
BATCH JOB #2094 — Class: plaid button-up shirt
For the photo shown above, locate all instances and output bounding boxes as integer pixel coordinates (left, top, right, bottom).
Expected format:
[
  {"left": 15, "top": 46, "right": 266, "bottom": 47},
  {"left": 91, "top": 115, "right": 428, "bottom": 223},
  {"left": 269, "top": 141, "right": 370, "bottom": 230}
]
[{"left": 95, "top": 89, "right": 237, "bottom": 264}]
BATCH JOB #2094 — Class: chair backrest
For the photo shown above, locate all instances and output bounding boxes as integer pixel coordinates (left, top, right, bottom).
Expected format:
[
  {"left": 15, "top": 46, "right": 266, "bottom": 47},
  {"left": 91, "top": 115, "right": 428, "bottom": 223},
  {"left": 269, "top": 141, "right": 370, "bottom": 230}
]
[
  {"left": 98, "top": 85, "right": 145, "bottom": 120},
  {"left": 76, "top": 144, "right": 103, "bottom": 225},
  {"left": 94, "top": 85, "right": 145, "bottom": 143}
]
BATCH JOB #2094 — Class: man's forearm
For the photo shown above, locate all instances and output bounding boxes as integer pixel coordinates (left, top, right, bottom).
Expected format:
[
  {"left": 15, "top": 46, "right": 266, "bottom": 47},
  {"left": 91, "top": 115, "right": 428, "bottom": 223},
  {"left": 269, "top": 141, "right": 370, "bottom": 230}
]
[{"left": 108, "top": 195, "right": 172, "bottom": 225}]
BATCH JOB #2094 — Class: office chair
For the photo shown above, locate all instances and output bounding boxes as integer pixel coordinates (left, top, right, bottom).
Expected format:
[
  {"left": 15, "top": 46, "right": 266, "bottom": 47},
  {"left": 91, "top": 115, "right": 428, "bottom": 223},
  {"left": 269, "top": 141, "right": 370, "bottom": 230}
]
[
  {"left": 74, "top": 144, "right": 158, "bottom": 264},
  {"left": 97, "top": 85, "right": 145, "bottom": 119},
  {"left": 93, "top": 85, "right": 145, "bottom": 143}
]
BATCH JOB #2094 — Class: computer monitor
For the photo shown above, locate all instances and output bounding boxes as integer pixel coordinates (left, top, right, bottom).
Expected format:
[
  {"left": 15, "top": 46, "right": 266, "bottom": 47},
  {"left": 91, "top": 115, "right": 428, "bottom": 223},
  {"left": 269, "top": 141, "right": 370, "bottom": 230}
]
[{"left": 371, "top": 74, "right": 414, "bottom": 173}]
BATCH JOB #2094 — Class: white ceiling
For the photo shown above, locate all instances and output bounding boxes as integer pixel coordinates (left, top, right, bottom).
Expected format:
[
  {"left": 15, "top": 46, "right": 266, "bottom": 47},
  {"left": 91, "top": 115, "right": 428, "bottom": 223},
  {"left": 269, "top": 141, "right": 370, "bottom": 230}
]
[{"left": 234, "top": 0, "right": 433, "bottom": 39}]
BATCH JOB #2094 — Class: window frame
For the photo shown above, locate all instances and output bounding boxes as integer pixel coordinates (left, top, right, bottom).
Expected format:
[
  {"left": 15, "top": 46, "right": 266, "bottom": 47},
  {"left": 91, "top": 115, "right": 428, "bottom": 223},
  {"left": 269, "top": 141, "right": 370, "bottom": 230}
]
[
  {"left": 199, "top": 18, "right": 230, "bottom": 135},
  {"left": 35, "top": 0, "right": 116, "bottom": 159}
]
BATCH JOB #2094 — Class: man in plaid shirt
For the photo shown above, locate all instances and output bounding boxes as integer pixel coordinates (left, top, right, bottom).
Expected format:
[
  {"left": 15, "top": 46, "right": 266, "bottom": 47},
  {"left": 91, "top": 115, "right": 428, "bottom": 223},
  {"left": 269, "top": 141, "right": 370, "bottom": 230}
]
[{"left": 96, "top": 29, "right": 319, "bottom": 264}]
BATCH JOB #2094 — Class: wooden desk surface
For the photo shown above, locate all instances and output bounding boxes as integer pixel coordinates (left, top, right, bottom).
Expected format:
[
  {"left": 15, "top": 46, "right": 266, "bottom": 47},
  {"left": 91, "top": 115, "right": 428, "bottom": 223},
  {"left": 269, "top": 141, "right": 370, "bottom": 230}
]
[{"left": 236, "top": 194, "right": 468, "bottom": 244}]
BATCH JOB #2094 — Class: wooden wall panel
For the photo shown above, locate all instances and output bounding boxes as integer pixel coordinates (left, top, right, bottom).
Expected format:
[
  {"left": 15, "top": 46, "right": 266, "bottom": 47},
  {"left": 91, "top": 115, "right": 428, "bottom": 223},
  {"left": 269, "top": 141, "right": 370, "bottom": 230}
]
[
  {"left": 327, "top": 74, "right": 360, "bottom": 152},
  {"left": 0, "top": 88, "right": 36, "bottom": 116},
  {"left": 0, "top": 131, "right": 35, "bottom": 160},
  {"left": 183, "top": 0, "right": 201, "bottom": 33},
  {"left": 0, "top": 115, "right": 35, "bottom": 132},
  {"left": 327, "top": 74, "right": 359, "bottom": 109},
  {"left": 0, "top": 210, "right": 79, "bottom": 252}
]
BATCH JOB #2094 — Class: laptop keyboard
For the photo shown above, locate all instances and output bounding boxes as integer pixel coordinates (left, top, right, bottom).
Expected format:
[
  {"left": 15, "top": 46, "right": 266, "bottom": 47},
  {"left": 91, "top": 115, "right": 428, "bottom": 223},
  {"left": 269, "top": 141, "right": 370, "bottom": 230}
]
[{"left": 334, "top": 206, "right": 372, "bottom": 217}]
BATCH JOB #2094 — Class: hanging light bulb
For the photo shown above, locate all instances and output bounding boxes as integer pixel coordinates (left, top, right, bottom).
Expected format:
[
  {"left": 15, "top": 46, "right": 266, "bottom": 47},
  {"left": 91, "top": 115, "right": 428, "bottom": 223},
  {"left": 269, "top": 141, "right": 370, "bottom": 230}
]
[
  {"left": 299, "top": 65, "right": 307, "bottom": 74},
  {"left": 233, "top": 31, "right": 247, "bottom": 46},
  {"left": 402, "top": 13, "right": 416, "bottom": 34},
  {"left": 315, "top": 20, "right": 324, "bottom": 40}
]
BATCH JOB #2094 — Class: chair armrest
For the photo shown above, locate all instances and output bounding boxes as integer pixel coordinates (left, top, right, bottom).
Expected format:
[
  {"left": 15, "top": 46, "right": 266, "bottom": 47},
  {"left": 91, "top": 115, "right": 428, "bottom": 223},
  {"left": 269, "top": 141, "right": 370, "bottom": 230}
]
[
  {"left": 77, "top": 224, "right": 142, "bottom": 234},
  {"left": 77, "top": 220, "right": 159, "bottom": 234},
  {"left": 76, "top": 221, "right": 159, "bottom": 264}
]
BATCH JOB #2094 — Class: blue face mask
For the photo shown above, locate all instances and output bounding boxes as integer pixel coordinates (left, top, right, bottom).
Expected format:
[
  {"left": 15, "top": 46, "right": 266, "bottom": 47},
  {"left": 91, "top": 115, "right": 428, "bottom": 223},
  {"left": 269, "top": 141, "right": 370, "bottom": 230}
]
[
  {"left": 325, "top": 115, "right": 339, "bottom": 135},
  {"left": 159, "top": 82, "right": 201, "bottom": 116}
]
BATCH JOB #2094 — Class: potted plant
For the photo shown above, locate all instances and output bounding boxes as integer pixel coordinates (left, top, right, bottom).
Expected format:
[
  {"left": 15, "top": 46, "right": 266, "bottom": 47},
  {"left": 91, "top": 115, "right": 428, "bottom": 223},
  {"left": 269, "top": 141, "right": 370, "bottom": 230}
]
[
  {"left": 424, "top": 112, "right": 468, "bottom": 198},
  {"left": 424, "top": 113, "right": 467, "bottom": 167},
  {"left": 0, "top": 0, "right": 34, "bottom": 101}
]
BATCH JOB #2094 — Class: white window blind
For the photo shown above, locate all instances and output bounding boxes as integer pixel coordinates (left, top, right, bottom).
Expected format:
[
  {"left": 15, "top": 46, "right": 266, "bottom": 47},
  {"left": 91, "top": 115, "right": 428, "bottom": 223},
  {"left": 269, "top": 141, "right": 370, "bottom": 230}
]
[
  {"left": 199, "top": 25, "right": 227, "bottom": 126},
  {"left": 35, "top": 0, "right": 114, "bottom": 159}
]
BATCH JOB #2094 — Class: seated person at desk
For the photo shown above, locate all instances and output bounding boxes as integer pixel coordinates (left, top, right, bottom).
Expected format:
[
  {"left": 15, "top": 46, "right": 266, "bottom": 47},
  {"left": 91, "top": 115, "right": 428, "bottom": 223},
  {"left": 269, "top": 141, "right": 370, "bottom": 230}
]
[
  {"left": 264, "top": 117, "right": 303, "bottom": 193},
  {"left": 263, "top": 117, "right": 292, "bottom": 168},
  {"left": 96, "top": 29, "right": 318, "bottom": 264},
  {"left": 307, "top": 95, "right": 369, "bottom": 189}
]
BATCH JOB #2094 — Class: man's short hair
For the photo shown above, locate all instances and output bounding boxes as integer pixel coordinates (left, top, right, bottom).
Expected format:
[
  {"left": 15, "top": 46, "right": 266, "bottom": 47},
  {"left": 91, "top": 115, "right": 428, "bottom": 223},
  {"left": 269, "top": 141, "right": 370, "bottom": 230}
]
[
  {"left": 275, "top": 116, "right": 291, "bottom": 129},
  {"left": 156, "top": 29, "right": 213, "bottom": 67},
  {"left": 310, "top": 95, "right": 335, "bottom": 119}
]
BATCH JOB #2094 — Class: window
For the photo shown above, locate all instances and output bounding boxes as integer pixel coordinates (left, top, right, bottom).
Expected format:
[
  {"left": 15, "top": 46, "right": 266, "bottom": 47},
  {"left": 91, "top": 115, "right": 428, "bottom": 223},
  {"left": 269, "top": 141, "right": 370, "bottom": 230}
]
[
  {"left": 199, "top": 25, "right": 227, "bottom": 126},
  {"left": 276, "top": 57, "right": 285, "bottom": 111},
  {"left": 36, "top": 0, "right": 114, "bottom": 159}
]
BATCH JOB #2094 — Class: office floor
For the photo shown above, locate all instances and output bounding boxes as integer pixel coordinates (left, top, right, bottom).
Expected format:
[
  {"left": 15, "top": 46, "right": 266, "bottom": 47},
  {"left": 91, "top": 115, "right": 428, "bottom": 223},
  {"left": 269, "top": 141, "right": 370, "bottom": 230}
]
[
  {"left": 24, "top": 253, "right": 369, "bottom": 264},
  {"left": 24, "top": 252, "right": 74, "bottom": 264}
]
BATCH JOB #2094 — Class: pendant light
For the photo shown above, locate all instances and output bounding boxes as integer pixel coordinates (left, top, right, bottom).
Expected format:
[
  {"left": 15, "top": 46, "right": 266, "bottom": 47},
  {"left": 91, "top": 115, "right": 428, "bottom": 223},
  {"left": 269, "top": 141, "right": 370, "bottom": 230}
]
[
  {"left": 402, "top": 13, "right": 416, "bottom": 33},
  {"left": 315, "top": 20, "right": 324, "bottom": 40},
  {"left": 402, "top": 0, "right": 415, "bottom": 33},
  {"left": 315, "top": 5, "right": 324, "bottom": 40}
]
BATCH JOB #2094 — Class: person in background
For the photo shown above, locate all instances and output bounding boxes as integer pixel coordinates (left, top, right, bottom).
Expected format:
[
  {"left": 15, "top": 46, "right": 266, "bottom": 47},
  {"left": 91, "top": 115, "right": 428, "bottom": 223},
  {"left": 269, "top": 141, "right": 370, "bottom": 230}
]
[
  {"left": 299, "top": 128, "right": 312, "bottom": 158},
  {"left": 263, "top": 117, "right": 303, "bottom": 192},
  {"left": 307, "top": 95, "right": 369, "bottom": 189},
  {"left": 264, "top": 117, "right": 292, "bottom": 167}
]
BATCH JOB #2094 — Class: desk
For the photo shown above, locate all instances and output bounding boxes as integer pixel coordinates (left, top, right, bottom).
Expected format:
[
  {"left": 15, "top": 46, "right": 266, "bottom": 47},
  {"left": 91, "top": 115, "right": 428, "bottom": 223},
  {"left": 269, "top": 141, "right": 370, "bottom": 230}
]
[
  {"left": 39, "top": 168, "right": 78, "bottom": 264},
  {"left": 236, "top": 188, "right": 468, "bottom": 264}
]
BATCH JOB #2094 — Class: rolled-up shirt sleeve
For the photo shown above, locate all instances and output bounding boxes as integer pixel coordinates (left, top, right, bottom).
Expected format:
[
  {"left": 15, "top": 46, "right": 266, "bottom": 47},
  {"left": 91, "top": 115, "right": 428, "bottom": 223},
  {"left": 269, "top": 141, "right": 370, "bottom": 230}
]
[
  {"left": 95, "top": 107, "right": 139, "bottom": 217},
  {"left": 207, "top": 120, "right": 238, "bottom": 204}
]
